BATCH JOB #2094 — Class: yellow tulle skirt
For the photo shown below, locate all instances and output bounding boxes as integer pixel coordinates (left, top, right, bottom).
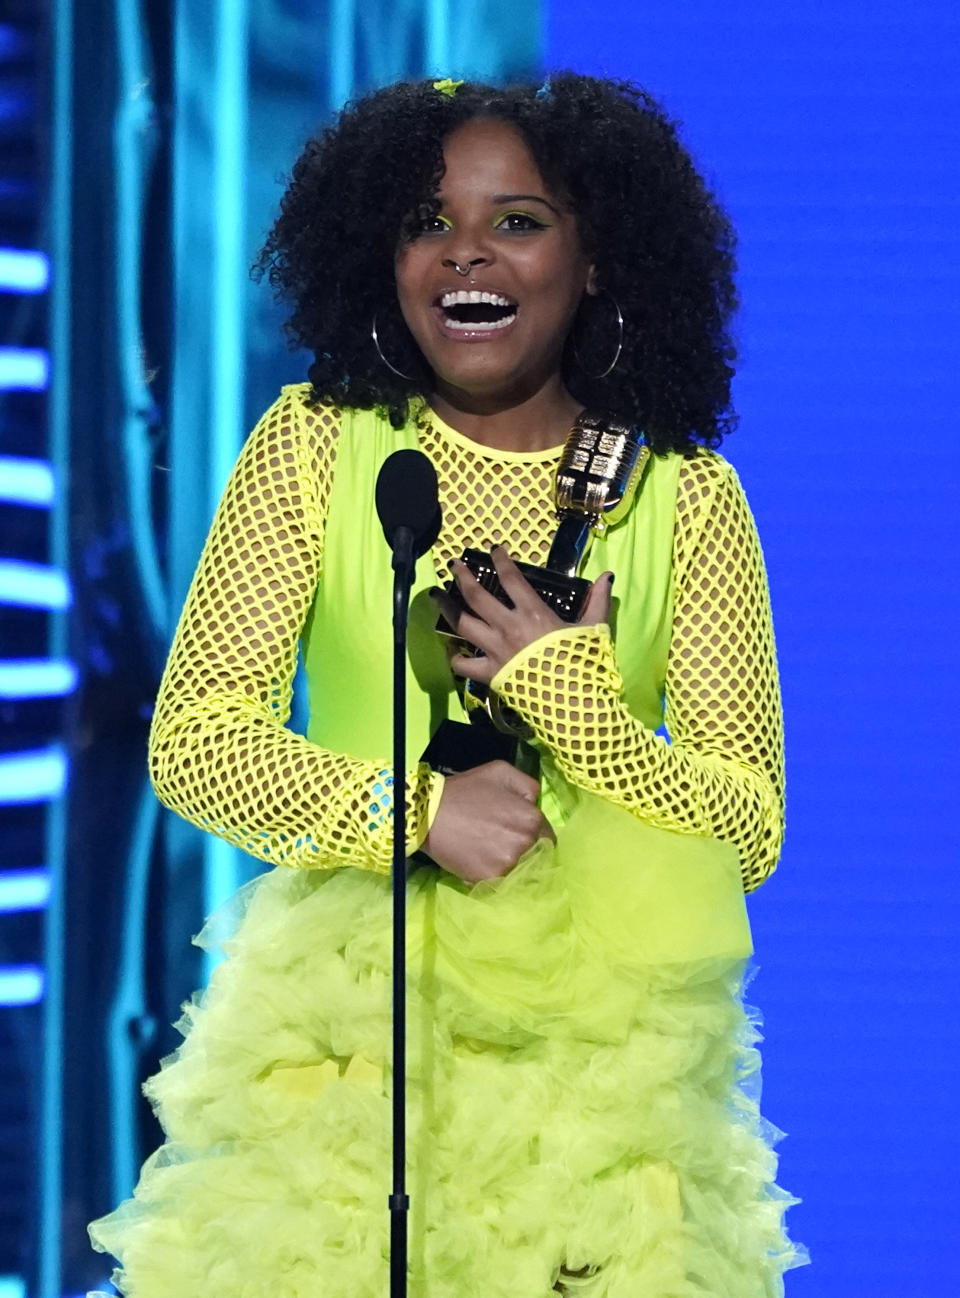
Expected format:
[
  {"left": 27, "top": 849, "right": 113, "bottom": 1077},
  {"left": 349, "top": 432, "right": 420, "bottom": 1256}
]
[{"left": 89, "top": 794, "right": 808, "bottom": 1298}]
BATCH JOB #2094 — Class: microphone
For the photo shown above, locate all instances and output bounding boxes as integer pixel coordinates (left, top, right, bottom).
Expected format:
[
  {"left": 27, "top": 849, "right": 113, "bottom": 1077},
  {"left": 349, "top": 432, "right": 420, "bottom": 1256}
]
[
  {"left": 375, "top": 449, "right": 441, "bottom": 573},
  {"left": 375, "top": 449, "right": 442, "bottom": 1298}
]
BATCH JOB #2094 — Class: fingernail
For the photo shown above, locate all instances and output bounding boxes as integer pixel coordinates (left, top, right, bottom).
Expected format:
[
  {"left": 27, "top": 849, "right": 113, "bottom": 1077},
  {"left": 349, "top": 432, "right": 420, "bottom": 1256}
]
[{"left": 607, "top": 573, "right": 615, "bottom": 585}]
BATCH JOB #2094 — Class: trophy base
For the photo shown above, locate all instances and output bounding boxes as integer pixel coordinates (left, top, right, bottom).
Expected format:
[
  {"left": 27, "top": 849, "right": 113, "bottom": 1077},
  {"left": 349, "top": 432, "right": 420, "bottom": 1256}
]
[{"left": 419, "top": 716, "right": 517, "bottom": 776}]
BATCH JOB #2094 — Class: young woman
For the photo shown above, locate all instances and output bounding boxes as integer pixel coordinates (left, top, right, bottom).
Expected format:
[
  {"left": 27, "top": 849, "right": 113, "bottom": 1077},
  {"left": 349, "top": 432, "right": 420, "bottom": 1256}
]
[{"left": 90, "top": 73, "right": 807, "bottom": 1297}]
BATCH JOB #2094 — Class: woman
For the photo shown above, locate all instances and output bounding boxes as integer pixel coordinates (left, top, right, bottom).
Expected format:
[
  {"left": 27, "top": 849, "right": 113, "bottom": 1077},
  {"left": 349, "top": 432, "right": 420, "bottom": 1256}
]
[{"left": 90, "top": 74, "right": 807, "bottom": 1296}]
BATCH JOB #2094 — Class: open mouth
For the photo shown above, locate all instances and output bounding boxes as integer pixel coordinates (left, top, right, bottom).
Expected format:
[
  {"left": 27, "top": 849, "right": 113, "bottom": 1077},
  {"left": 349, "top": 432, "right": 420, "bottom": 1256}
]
[{"left": 435, "top": 289, "right": 518, "bottom": 333}]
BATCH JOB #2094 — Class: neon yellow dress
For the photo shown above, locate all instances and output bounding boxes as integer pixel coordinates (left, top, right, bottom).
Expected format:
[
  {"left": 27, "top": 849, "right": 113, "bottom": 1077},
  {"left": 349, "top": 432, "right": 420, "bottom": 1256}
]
[{"left": 89, "top": 384, "right": 807, "bottom": 1297}]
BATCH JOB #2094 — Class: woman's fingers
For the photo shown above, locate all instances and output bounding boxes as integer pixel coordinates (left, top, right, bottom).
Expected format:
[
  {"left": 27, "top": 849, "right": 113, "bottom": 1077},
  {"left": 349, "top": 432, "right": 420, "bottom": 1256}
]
[
  {"left": 579, "top": 571, "right": 614, "bottom": 626},
  {"left": 432, "top": 588, "right": 497, "bottom": 655},
  {"left": 489, "top": 545, "right": 544, "bottom": 613},
  {"left": 431, "top": 547, "right": 572, "bottom": 676},
  {"left": 419, "top": 760, "right": 556, "bottom": 883},
  {"left": 449, "top": 558, "right": 513, "bottom": 626},
  {"left": 449, "top": 651, "right": 495, "bottom": 684},
  {"left": 491, "top": 760, "right": 541, "bottom": 803}
]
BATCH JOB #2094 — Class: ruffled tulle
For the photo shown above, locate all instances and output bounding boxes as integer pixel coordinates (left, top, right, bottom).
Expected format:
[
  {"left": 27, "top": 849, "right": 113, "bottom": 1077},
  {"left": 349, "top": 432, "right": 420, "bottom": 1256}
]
[{"left": 90, "top": 794, "right": 808, "bottom": 1298}]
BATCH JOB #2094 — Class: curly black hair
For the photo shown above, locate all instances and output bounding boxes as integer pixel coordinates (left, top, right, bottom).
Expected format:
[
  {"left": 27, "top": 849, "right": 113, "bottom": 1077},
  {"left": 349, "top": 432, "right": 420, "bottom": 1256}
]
[{"left": 253, "top": 72, "right": 738, "bottom": 455}]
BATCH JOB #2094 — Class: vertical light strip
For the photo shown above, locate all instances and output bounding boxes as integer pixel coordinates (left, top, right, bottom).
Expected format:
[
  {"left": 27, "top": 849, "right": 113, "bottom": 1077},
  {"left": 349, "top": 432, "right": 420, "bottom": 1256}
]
[
  {"left": 209, "top": 0, "right": 248, "bottom": 515},
  {"left": 204, "top": 0, "right": 250, "bottom": 970},
  {"left": 41, "top": 0, "right": 72, "bottom": 1290},
  {"left": 114, "top": 0, "right": 166, "bottom": 640},
  {"left": 425, "top": 0, "right": 451, "bottom": 76},
  {"left": 329, "top": 0, "right": 354, "bottom": 111},
  {"left": 105, "top": 786, "right": 158, "bottom": 1205}
]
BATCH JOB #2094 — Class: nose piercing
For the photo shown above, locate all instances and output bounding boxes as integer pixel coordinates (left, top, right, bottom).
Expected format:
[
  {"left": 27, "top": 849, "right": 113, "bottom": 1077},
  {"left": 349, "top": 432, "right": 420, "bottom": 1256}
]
[{"left": 453, "top": 262, "right": 471, "bottom": 277}]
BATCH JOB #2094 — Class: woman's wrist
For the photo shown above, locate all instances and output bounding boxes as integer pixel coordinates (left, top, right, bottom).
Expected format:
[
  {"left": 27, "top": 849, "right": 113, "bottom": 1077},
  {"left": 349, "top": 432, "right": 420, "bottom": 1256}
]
[{"left": 490, "top": 621, "right": 614, "bottom": 713}]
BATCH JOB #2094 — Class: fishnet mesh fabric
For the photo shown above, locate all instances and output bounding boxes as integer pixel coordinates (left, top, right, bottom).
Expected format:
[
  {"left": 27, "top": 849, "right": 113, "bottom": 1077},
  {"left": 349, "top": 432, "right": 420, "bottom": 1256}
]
[
  {"left": 150, "top": 384, "right": 783, "bottom": 889},
  {"left": 413, "top": 403, "right": 562, "bottom": 574},
  {"left": 149, "top": 387, "right": 438, "bottom": 875},
  {"left": 492, "top": 454, "right": 784, "bottom": 891}
]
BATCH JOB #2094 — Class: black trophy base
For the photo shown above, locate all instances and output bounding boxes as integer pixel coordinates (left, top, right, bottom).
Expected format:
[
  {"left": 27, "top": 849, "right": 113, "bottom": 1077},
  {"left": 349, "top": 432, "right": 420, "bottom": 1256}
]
[{"left": 419, "top": 715, "right": 517, "bottom": 776}]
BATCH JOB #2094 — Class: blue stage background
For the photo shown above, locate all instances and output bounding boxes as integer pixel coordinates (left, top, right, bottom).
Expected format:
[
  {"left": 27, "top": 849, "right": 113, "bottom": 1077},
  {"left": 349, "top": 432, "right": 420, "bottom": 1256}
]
[{"left": 545, "top": 1, "right": 960, "bottom": 1290}]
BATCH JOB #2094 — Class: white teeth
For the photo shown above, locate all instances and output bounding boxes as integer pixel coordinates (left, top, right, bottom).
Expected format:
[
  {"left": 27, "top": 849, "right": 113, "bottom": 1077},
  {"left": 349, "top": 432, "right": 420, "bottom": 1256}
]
[
  {"left": 439, "top": 289, "right": 515, "bottom": 308},
  {"left": 444, "top": 313, "right": 517, "bottom": 332}
]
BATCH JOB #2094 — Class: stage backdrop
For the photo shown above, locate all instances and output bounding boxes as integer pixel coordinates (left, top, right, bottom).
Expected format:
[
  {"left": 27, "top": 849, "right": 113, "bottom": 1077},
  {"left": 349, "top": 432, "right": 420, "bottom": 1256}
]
[{"left": 544, "top": 1, "right": 960, "bottom": 1293}]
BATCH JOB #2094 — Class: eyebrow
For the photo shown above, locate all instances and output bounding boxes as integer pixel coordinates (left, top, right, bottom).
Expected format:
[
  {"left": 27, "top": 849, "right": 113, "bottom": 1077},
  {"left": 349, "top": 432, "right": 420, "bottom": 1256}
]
[{"left": 491, "top": 193, "right": 562, "bottom": 216}]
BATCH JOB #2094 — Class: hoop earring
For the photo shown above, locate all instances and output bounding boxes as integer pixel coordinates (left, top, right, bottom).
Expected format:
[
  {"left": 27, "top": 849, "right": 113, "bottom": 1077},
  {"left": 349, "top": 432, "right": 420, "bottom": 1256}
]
[
  {"left": 372, "top": 313, "right": 417, "bottom": 381},
  {"left": 571, "top": 289, "right": 624, "bottom": 379}
]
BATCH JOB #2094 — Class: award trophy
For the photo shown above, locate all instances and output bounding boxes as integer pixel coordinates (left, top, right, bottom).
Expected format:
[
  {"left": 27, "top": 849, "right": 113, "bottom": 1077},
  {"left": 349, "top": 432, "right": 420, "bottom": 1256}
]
[{"left": 435, "top": 410, "right": 651, "bottom": 740}]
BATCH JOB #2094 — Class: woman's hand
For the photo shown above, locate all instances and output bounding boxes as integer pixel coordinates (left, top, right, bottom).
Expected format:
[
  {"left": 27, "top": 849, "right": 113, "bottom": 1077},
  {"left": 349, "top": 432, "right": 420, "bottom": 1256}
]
[
  {"left": 421, "top": 760, "right": 555, "bottom": 883},
  {"left": 430, "top": 545, "right": 614, "bottom": 686}
]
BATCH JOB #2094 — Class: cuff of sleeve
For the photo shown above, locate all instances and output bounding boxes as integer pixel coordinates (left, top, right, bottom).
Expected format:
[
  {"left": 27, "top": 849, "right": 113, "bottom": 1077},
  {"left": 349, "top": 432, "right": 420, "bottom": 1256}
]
[
  {"left": 363, "top": 762, "right": 446, "bottom": 870},
  {"left": 413, "top": 765, "right": 446, "bottom": 852},
  {"left": 490, "top": 622, "right": 613, "bottom": 696}
]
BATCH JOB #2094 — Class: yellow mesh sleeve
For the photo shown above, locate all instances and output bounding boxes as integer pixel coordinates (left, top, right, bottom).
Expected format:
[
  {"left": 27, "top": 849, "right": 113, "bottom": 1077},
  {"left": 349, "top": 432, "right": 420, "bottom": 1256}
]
[
  {"left": 147, "top": 386, "right": 442, "bottom": 873},
  {"left": 490, "top": 452, "right": 785, "bottom": 892}
]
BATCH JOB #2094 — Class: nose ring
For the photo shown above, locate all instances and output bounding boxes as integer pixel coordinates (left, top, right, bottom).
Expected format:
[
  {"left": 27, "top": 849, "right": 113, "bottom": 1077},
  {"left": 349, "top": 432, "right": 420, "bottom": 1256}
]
[{"left": 453, "top": 262, "right": 472, "bottom": 277}]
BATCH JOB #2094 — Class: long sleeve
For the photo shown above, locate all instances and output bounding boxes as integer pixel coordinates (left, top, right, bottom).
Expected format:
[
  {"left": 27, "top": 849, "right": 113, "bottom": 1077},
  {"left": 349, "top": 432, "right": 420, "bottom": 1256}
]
[
  {"left": 490, "top": 451, "right": 785, "bottom": 892},
  {"left": 147, "top": 386, "right": 443, "bottom": 873}
]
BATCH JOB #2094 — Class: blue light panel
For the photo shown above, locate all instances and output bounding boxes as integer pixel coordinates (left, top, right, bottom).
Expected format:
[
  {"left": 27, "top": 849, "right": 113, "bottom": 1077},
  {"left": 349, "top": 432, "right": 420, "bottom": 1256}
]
[
  {"left": 0, "top": 1275, "right": 26, "bottom": 1298},
  {"left": 0, "top": 560, "right": 70, "bottom": 609},
  {"left": 0, "top": 247, "right": 49, "bottom": 292},
  {"left": 0, "top": 659, "right": 77, "bottom": 698},
  {"left": 0, "top": 869, "right": 51, "bottom": 913},
  {"left": 0, "top": 455, "right": 55, "bottom": 506},
  {"left": 0, "top": 347, "right": 49, "bottom": 390},
  {"left": 0, "top": 966, "right": 44, "bottom": 1007},
  {"left": 0, "top": 748, "right": 67, "bottom": 804}
]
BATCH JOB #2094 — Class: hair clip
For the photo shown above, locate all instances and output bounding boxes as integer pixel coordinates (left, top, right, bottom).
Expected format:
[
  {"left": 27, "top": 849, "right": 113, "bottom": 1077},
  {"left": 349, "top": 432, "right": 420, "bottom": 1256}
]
[
  {"left": 433, "top": 78, "right": 464, "bottom": 97},
  {"left": 535, "top": 76, "right": 552, "bottom": 101}
]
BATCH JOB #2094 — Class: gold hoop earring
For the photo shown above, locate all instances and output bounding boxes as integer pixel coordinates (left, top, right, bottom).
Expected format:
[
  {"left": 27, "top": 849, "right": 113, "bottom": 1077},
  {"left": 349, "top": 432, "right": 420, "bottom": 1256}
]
[
  {"left": 372, "top": 313, "right": 417, "bottom": 381},
  {"left": 571, "top": 289, "right": 624, "bottom": 379}
]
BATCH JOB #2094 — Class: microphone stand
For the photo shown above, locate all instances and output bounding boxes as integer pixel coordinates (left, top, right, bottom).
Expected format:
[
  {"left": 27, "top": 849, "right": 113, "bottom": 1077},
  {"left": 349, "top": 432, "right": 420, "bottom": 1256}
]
[{"left": 389, "top": 525, "right": 415, "bottom": 1298}]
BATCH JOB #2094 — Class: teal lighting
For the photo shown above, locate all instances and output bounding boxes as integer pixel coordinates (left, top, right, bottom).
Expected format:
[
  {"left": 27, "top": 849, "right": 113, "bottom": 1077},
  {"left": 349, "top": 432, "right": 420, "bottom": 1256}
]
[
  {"left": 201, "top": 0, "right": 250, "bottom": 967},
  {"left": 0, "top": 347, "right": 49, "bottom": 389},
  {"left": 0, "top": 455, "right": 55, "bottom": 505},
  {"left": 0, "top": 869, "right": 51, "bottom": 913},
  {"left": 106, "top": 784, "right": 159, "bottom": 1205},
  {"left": 43, "top": 0, "right": 73, "bottom": 1290},
  {"left": 0, "top": 966, "right": 45, "bottom": 1006},
  {"left": 114, "top": 0, "right": 167, "bottom": 640},
  {"left": 0, "top": 748, "right": 67, "bottom": 805},
  {"left": 329, "top": 0, "right": 353, "bottom": 108},
  {"left": 0, "top": 560, "right": 70, "bottom": 609},
  {"left": 426, "top": 0, "right": 451, "bottom": 73},
  {"left": 0, "top": 247, "right": 49, "bottom": 292},
  {"left": 0, "top": 659, "right": 78, "bottom": 698},
  {"left": 0, "top": 1276, "right": 26, "bottom": 1298}
]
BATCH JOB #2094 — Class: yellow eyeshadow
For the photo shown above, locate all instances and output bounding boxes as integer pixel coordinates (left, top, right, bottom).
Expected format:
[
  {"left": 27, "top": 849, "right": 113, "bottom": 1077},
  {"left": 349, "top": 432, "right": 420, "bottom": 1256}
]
[{"left": 494, "top": 210, "right": 550, "bottom": 226}]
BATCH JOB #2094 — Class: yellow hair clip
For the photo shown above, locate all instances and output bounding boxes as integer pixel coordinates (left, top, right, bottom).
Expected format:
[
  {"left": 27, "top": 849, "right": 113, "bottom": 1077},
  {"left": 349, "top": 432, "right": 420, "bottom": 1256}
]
[{"left": 432, "top": 78, "right": 463, "bottom": 97}]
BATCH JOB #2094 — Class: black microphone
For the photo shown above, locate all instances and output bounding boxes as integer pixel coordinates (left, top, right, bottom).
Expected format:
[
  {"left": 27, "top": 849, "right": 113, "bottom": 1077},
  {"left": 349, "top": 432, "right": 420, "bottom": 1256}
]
[
  {"left": 375, "top": 448, "right": 441, "bottom": 1298},
  {"left": 375, "top": 449, "right": 441, "bottom": 573}
]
